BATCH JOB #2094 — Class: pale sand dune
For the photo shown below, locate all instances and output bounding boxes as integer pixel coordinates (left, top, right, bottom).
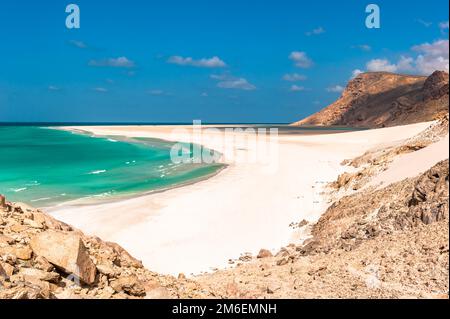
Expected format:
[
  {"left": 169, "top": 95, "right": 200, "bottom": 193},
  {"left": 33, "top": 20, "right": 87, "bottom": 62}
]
[
  {"left": 368, "top": 134, "right": 449, "bottom": 189},
  {"left": 50, "top": 122, "right": 436, "bottom": 276}
]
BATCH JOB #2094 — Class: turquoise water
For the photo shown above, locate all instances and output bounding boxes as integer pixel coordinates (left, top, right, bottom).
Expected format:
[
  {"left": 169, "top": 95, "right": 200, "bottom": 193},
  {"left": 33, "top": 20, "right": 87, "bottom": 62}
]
[{"left": 0, "top": 127, "right": 223, "bottom": 207}]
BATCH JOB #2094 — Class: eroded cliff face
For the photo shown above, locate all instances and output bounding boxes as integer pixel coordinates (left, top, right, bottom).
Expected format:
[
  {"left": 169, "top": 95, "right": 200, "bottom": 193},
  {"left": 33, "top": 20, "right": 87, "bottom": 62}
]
[{"left": 292, "top": 71, "right": 449, "bottom": 128}]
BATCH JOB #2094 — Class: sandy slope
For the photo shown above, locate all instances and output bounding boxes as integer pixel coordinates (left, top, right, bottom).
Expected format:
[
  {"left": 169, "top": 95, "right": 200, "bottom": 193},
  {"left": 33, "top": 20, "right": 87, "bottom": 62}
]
[
  {"left": 367, "top": 134, "right": 449, "bottom": 188},
  {"left": 50, "top": 122, "right": 435, "bottom": 276}
]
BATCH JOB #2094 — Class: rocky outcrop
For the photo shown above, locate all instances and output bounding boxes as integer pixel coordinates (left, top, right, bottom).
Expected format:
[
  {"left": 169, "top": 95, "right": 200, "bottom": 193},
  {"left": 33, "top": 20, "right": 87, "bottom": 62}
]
[
  {"left": 313, "top": 160, "right": 449, "bottom": 253},
  {"left": 0, "top": 197, "right": 198, "bottom": 299},
  {"left": 292, "top": 71, "right": 449, "bottom": 128}
]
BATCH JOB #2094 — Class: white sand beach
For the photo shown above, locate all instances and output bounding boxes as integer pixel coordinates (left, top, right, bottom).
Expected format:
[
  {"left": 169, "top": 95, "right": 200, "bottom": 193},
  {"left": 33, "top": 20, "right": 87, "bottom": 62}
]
[{"left": 49, "top": 121, "right": 445, "bottom": 276}]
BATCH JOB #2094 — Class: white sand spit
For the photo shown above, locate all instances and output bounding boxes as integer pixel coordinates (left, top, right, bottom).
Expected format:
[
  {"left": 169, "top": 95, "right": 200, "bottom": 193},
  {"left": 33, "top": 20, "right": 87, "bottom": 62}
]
[{"left": 50, "top": 121, "right": 438, "bottom": 275}]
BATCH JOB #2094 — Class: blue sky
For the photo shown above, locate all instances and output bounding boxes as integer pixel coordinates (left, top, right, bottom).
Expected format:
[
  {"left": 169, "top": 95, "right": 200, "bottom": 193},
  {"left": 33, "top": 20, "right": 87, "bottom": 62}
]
[{"left": 0, "top": 0, "right": 448, "bottom": 123}]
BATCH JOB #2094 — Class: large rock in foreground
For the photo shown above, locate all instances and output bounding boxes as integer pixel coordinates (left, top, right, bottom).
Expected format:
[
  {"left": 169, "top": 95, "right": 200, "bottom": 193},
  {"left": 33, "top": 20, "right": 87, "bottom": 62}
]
[
  {"left": 0, "top": 197, "right": 200, "bottom": 299},
  {"left": 30, "top": 231, "right": 96, "bottom": 285}
]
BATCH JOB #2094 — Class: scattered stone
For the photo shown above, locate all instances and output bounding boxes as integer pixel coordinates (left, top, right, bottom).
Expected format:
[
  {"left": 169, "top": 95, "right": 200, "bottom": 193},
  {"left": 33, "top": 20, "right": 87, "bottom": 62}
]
[
  {"left": 0, "top": 262, "right": 14, "bottom": 278},
  {"left": 0, "top": 234, "right": 14, "bottom": 245},
  {"left": 23, "top": 218, "right": 44, "bottom": 229},
  {"left": 266, "top": 284, "right": 281, "bottom": 294},
  {"left": 109, "top": 275, "right": 145, "bottom": 297},
  {"left": 257, "top": 249, "right": 273, "bottom": 259},
  {"left": 34, "top": 256, "right": 54, "bottom": 272},
  {"left": 96, "top": 263, "right": 117, "bottom": 278},
  {"left": 10, "top": 224, "right": 29, "bottom": 233},
  {"left": 19, "top": 267, "right": 60, "bottom": 283},
  {"left": 0, "top": 245, "right": 33, "bottom": 260},
  {"left": 276, "top": 257, "right": 289, "bottom": 266},
  {"left": 239, "top": 253, "right": 252, "bottom": 262},
  {"left": 298, "top": 219, "right": 309, "bottom": 227}
]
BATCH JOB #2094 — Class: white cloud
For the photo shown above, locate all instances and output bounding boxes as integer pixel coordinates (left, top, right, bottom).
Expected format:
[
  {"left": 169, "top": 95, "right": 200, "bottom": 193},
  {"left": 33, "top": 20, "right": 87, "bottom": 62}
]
[
  {"left": 211, "top": 74, "right": 256, "bottom": 90},
  {"left": 327, "top": 85, "right": 345, "bottom": 93},
  {"left": 168, "top": 56, "right": 226, "bottom": 68},
  {"left": 366, "top": 59, "right": 398, "bottom": 72},
  {"left": 282, "top": 73, "right": 307, "bottom": 82},
  {"left": 69, "top": 40, "right": 88, "bottom": 49},
  {"left": 412, "top": 39, "right": 449, "bottom": 74},
  {"left": 306, "top": 27, "right": 325, "bottom": 36},
  {"left": 89, "top": 57, "right": 135, "bottom": 68},
  {"left": 289, "top": 51, "right": 313, "bottom": 68},
  {"left": 439, "top": 21, "right": 449, "bottom": 32},
  {"left": 416, "top": 19, "right": 432, "bottom": 28},
  {"left": 93, "top": 87, "right": 108, "bottom": 93},
  {"left": 352, "top": 44, "right": 371, "bottom": 51},
  {"left": 290, "top": 85, "right": 306, "bottom": 92},
  {"left": 149, "top": 89, "right": 164, "bottom": 96},
  {"left": 217, "top": 78, "right": 256, "bottom": 90},
  {"left": 365, "top": 57, "right": 415, "bottom": 73},
  {"left": 413, "top": 40, "right": 449, "bottom": 57},
  {"left": 361, "top": 39, "right": 449, "bottom": 76},
  {"left": 210, "top": 74, "right": 228, "bottom": 80},
  {"left": 201, "top": 92, "right": 208, "bottom": 97},
  {"left": 48, "top": 85, "right": 60, "bottom": 91},
  {"left": 351, "top": 69, "right": 364, "bottom": 79},
  {"left": 396, "top": 56, "right": 415, "bottom": 72}
]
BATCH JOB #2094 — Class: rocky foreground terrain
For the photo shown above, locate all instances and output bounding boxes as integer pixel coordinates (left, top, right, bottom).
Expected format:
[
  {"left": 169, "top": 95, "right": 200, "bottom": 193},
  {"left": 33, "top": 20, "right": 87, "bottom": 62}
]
[
  {"left": 292, "top": 71, "right": 449, "bottom": 128},
  {"left": 0, "top": 197, "right": 206, "bottom": 299},
  {"left": 1, "top": 117, "right": 449, "bottom": 299}
]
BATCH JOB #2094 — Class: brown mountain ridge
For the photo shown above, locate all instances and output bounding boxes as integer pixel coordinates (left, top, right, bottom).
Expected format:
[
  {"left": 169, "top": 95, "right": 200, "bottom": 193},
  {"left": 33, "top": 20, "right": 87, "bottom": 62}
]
[{"left": 292, "top": 71, "right": 449, "bottom": 128}]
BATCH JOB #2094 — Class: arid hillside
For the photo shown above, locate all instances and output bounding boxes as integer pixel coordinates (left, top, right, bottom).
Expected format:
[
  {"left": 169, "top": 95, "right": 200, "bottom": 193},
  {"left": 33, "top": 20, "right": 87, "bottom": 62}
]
[{"left": 292, "top": 71, "right": 449, "bottom": 128}]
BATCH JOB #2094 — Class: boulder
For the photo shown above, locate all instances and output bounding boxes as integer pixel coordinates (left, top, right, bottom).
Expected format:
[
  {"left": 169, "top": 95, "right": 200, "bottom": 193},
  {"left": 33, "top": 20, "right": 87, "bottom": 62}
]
[
  {"left": 23, "top": 218, "right": 44, "bottom": 229},
  {"left": 34, "top": 256, "right": 54, "bottom": 272},
  {"left": 0, "top": 234, "right": 14, "bottom": 245},
  {"left": 0, "top": 286, "right": 45, "bottom": 299},
  {"left": 0, "top": 245, "right": 33, "bottom": 260},
  {"left": 30, "top": 230, "right": 96, "bottom": 285},
  {"left": 96, "top": 263, "right": 117, "bottom": 278},
  {"left": 9, "top": 224, "right": 29, "bottom": 233},
  {"left": 110, "top": 275, "right": 146, "bottom": 296},
  {"left": 105, "top": 241, "right": 143, "bottom": 268},
  {"left": 0, "top": 262, "right": 14, "bottom": 278},
  {"left": 19, "top": 268, "right": 60, "bottom": 283},
  {"left": 257, "top": 249, "right": 273, "bottom": 259}
]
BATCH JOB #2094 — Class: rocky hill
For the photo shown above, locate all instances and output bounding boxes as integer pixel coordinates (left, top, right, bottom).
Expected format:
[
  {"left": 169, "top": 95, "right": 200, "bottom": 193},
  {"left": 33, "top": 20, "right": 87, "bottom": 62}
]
[{"left": 292, "top": 71, "right": 449, "bottom": 128}]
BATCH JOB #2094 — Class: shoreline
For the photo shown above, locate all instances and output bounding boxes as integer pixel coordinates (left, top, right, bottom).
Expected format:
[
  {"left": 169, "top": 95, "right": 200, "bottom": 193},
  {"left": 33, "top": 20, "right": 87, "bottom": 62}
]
[
  {"left": 41, "top": 127, "right": 227, "bottom": 210},
  {"left": 50, "top": 122, "right": 435, "bottom": 276}
]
